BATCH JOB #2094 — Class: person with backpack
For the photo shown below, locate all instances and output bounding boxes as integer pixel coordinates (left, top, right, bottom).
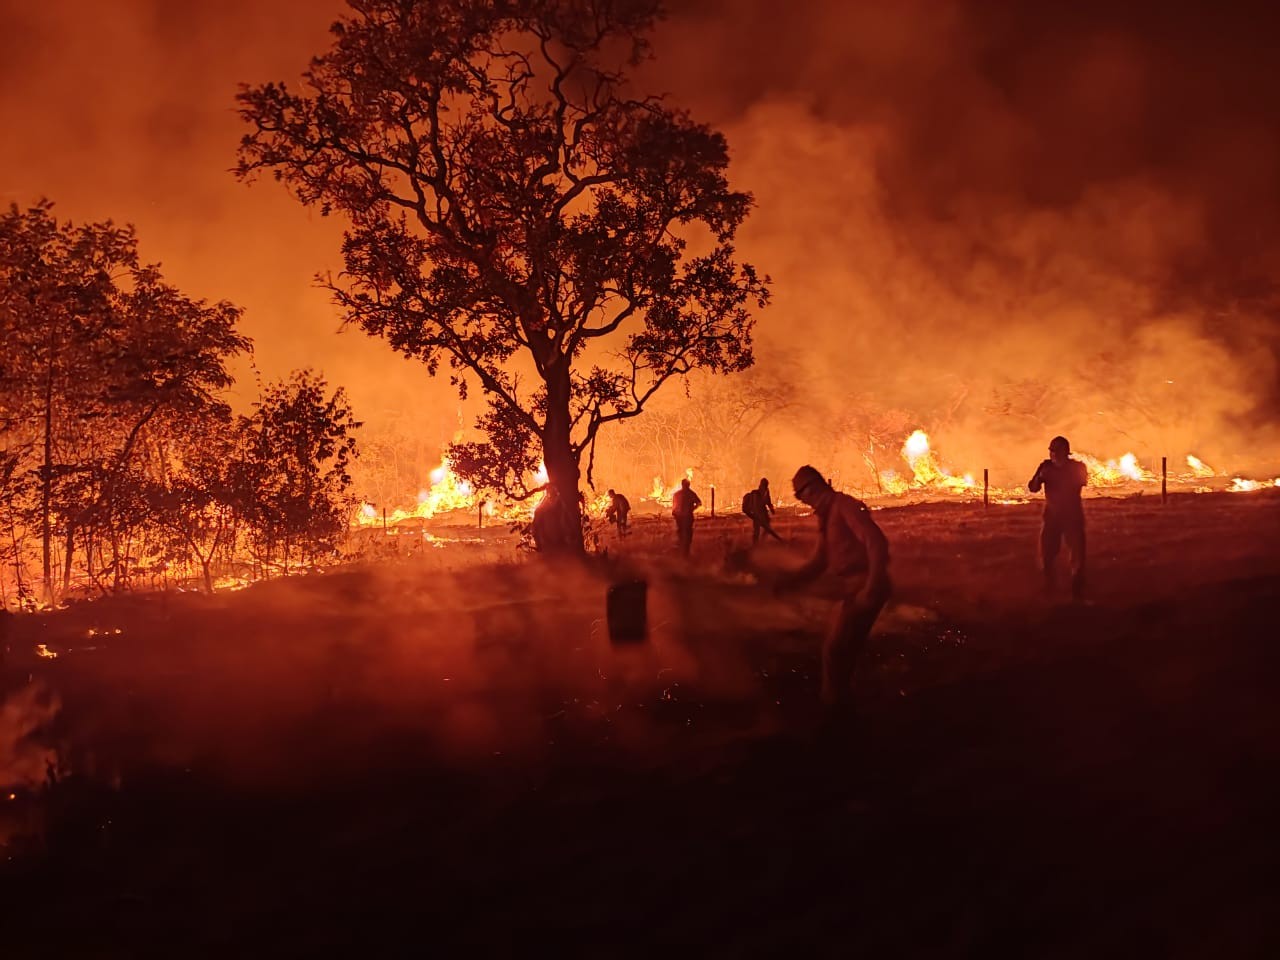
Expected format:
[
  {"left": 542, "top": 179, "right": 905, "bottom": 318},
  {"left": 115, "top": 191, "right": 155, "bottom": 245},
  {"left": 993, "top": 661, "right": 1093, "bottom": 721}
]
[{"left": 742, "top": 477, "right": 783, "bottom": 545}]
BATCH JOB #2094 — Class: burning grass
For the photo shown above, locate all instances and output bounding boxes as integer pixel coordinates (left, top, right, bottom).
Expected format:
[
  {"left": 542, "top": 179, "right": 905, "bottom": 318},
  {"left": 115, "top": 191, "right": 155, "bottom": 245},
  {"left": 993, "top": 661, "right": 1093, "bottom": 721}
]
[{"left": 352, "top": 430, "right": 1280, "bottom": 545}]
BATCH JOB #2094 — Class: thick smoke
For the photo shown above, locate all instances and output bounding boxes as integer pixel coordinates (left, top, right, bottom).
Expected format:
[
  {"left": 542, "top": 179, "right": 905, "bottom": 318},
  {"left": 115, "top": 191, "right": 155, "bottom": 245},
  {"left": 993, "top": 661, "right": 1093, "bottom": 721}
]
[
  {"left": 1, "top": 0, "right": 1277, "bottom": 494},
  {"left": 0, "top": 0, "right": 435, "bottom": 420},
  {"left": 641, "top": 0, "right": 1280, "bottom": 483}
]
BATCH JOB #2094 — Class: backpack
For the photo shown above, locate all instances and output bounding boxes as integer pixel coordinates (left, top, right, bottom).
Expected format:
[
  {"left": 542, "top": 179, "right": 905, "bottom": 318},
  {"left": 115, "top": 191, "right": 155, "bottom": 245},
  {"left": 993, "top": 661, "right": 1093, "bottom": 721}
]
[{"left": 741, "top": 489, "right": 759, "bottom": 517}]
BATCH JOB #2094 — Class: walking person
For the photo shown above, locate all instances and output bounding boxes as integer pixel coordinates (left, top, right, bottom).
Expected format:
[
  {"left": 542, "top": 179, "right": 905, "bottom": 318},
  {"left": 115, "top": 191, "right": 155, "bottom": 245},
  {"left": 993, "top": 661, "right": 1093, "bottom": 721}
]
[{"left": 742, "top": 477, "right": 783, "bottom": 545}]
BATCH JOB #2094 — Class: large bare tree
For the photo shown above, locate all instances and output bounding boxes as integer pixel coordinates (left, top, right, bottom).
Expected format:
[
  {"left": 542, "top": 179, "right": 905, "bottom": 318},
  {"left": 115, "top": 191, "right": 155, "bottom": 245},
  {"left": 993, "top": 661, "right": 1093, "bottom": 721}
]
[{"left": 236, "top": 0, "right": 769, "bottom": 552}]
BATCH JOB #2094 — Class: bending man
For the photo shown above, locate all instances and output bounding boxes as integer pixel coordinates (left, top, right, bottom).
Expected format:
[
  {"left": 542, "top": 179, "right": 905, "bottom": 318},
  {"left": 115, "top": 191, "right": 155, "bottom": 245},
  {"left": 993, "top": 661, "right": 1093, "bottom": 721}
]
[
  {"left": 776, "top": 465, "right": 891, "bottom": 709},
  {"left": 605, "top": 488, "right": 631, "bottom": 536}
]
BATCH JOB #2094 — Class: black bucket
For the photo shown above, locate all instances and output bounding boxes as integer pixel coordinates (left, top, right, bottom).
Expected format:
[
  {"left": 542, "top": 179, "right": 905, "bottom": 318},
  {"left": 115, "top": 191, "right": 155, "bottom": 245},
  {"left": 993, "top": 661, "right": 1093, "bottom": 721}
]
[{"left": 606, "top": 579, "right": 648, "bottom": 644}]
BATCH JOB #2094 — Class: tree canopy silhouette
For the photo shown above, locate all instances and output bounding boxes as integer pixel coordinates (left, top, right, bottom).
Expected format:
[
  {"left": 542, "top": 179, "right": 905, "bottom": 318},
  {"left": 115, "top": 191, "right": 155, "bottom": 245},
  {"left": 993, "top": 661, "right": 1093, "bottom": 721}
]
[{"left": 236, "top": 0, "right": 769, "bottom": 551}]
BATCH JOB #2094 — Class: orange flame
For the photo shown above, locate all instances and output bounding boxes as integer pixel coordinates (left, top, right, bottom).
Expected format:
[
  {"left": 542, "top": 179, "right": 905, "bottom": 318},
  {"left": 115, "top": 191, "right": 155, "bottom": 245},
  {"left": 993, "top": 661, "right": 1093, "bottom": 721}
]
[
  {"left": 355, "top": 457, "right": 557, "bottom": 530},
  {"left": 882, "top": 430, "right": 976, "bottom": 495},
  {"left": 1077, "top": 451, "right": 1152, "bottom": 485},
  {"left": 1184, "top": 455, "right": 1216, "bottom": 479},
  {"left": 645, "top": 468, "right": 695, "bottom": 504},
  {"left": 1229, "top": 477, "right": 1280, "bottom": 492}
]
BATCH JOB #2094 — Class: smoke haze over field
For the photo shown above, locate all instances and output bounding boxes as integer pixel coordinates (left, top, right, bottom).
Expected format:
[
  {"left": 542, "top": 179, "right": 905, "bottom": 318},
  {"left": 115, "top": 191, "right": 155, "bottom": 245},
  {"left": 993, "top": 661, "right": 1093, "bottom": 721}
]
[
  {"left": 3, "top": 0, "right": 1278, "bottom": 494},
  {"left": 655, "top": 0, "right": 1280, "bottom": 479}
]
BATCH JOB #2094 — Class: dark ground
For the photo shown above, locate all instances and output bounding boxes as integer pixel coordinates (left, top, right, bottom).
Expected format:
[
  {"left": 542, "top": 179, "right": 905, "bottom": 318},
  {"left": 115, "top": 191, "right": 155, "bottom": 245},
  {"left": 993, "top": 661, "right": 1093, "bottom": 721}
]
[{"left": 2, "top": 492, "right": 1279, "bottom": 957}]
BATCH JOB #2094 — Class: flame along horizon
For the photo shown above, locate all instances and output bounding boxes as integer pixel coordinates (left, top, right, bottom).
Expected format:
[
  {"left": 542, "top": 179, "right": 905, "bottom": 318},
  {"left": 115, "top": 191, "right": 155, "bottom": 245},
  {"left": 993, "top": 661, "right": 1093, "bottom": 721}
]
[
  {"left": 354, "top": 432, "right": 1280, "bottom": 530},
  {"left": 355, "top": 459, "right": 613, "bottom": 529}
]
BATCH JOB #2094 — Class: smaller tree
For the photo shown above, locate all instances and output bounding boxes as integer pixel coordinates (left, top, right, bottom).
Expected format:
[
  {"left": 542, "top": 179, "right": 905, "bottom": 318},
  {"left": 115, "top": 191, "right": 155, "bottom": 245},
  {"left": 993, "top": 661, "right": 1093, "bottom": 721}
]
[
  {"left": 235, "top": 371, "right": 361, "bottom": 574},
  {"left": 145, "top": 411, "right": 244, "bottom": 593}
]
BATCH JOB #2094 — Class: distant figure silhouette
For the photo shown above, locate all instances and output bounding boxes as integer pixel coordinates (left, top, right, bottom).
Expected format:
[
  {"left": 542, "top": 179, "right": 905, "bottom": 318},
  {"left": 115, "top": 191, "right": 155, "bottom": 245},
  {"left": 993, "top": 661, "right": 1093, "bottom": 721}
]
[
  {"left": 742, "top": 477, "right": 782, "bottom": 545},
  {"left": 605, "top": 488, "right": 631, "bottom": 536},
  {"left": 1028, "top": 435, "right": 1088, "bottom": 601},
  {"left": 775, "top": 466, "right": 890, "bottom": 710},
  {"left": 671, "top": 478, "right": 703, "bottom": 557}
]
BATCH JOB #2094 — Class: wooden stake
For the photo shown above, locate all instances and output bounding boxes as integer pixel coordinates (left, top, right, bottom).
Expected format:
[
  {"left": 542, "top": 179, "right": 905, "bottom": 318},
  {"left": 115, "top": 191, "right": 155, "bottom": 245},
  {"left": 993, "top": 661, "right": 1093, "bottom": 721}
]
[
  {"left": 983, "top": 468, "right": 989, "bottom": 509},
  {"left": 1161, "top": 456, "right": 1167, "bottom": 504},
  {"left": 710, "top": 485, "right": 716, "bottom": 518},
  {"left": 382, "top": 507, "right": 387, "bottom": 534},
  {"left": 478, "top": 501, "right": 484, "bottom": 529}
]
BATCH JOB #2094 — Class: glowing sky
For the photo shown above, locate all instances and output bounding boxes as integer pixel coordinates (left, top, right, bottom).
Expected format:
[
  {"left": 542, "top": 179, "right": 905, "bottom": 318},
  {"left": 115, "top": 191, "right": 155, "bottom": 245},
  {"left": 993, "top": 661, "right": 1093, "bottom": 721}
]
[{"left": 3, "top": 0, "right": 1278, "bottom": 464}]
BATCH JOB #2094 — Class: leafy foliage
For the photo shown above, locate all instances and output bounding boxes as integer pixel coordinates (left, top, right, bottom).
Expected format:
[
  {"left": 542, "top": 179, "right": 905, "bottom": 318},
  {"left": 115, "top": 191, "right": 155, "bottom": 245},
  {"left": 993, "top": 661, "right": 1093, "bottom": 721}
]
[
  {"left": 0, "top": 202, "right": 359, "bottom": 602},
  {"left": 235, "top": 370, "right": 362, "bottom": 572}
]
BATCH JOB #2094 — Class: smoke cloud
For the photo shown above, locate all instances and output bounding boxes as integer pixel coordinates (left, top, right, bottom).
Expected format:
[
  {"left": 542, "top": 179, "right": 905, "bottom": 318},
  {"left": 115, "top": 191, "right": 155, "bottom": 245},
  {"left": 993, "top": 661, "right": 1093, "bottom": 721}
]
[{"left": 2, "top": 0, "right": 1277, "bottom": 494}]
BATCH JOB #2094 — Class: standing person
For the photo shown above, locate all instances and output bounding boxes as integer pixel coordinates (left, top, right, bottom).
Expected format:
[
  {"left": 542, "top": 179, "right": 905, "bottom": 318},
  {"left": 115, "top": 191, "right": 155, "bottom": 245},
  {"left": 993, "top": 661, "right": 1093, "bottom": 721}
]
[
  {"left": 774, "top": 466, "right": 890, "bottom": 710},
  {"left": 1028, "top": 435, "right": 1088, "bottom": 601},
  {"left": 742, "top": 477, "right": 783, "bottom": 545},
  {"left": 605, "top": 489, "right": 631, "bottom": 536},
  {"left": 671, "top": 478, "right": 702, "bottom": 557}
]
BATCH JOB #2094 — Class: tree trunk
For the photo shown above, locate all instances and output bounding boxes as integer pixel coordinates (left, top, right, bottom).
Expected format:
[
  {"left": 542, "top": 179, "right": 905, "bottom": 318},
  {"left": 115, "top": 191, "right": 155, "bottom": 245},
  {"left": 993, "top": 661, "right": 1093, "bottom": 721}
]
[
  {"left": 540, "top": 363, "right": 584, "bottom": 555},
  {"left": 62, "top": 523, "right": 74, "bottom": 595},
  {"left": 867, "top": 438, "right": 883, "bottom": 495},
  {"left": 41, "top": 345, "right": 55, "bottom": 606},
  {"left": 7, "top": 514, "right": 26, "bottom": 604}
]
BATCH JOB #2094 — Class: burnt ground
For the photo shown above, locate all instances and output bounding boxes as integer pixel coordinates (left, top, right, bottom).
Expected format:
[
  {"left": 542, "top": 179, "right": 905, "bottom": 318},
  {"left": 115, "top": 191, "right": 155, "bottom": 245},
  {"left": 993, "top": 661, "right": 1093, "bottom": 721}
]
[{"left": 2, "top": 491, "right": 1279, "bottom": 957}]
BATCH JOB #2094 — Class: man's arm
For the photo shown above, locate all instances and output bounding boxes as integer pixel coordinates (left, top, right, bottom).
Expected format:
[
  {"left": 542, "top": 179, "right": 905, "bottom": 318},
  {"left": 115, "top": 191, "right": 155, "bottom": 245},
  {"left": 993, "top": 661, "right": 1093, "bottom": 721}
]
[
  {"left": 775, "top": 538, "right": 827, "bottom": 592},
  {"left": 692, "top": 492, "right": 703, "bottom": 510},
  {"left": 1028, "top": 460, "right": 1047, "bottom": 493}
]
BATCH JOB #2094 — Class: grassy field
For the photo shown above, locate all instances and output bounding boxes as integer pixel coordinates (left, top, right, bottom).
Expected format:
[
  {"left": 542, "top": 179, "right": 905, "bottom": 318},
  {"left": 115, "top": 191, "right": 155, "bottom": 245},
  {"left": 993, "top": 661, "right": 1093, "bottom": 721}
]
[{"left": 2, "top": 490, "right": 1278, "bottom": 956}]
